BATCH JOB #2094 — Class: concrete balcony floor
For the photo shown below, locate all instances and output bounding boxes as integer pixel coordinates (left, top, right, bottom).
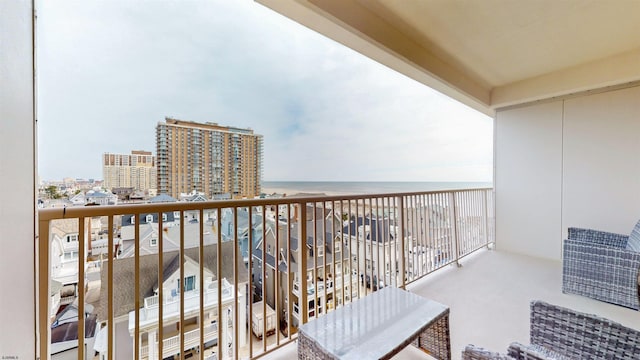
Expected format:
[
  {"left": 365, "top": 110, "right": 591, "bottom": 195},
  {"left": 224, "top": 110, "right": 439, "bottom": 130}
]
[{"left": 262, "top": 248, "right": 640, "bottom": 359}]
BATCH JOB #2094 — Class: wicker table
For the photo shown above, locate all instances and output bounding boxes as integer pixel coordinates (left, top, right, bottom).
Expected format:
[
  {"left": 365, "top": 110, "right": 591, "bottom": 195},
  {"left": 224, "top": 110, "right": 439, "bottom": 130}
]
[{"left": 297, "top": 287, "right": 450, "bottom": 360}]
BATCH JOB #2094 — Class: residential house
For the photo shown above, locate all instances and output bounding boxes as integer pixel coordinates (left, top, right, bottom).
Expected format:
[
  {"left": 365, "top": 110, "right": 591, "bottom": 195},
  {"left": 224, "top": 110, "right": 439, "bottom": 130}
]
[
  {"left": 50, "top": 219, "right": 92, "bottom": 301},
  {"left": 50, "top": 300, "right": 98, "bottom": 360},
  {"left": 96, "top": 241, "right": 248, "bottom": 360},
  {"left": 340, "top": 215, "right": 398, "bottom": 289},
  {"left": 148, "top": 194, "right": 178, "bottom": 204},
  {"left": 119, "top": 212, "right": 179, "bottom": 257},
  {"left": 129, "top": 190, "right": 146, "bottom": 201},
  {"left": 118, "top": 211, "right": 224, "bottom": 258},
  {"left": 69, "top": 193, "right": 86, "bottom": 206},
  {"left": 220, "top": 207, "right": 263, "bottom": 264},
  {"left": 112, "top": 187, "right": 135, "bottom": 201},
  {"left": 252, "top": 204, "right": 357, "bottom": 329},
  {"left": 180, "top": 190, "right": 208, "bottom": 202},
  {"left": 50, "top": 280, "right": 63, "bottom": 324},
  {"left": 85, "top": 190, "right": 118, "bottom": 206}
]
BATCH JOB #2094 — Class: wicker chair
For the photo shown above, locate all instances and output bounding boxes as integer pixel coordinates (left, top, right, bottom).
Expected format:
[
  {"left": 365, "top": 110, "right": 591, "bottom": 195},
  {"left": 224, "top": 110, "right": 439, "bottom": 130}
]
[
  {"left": 461, "top": 300, "right": 640, "bottom": 360},
  {"left": 562, "top": 220, "right": 640, "bottom": 310}
]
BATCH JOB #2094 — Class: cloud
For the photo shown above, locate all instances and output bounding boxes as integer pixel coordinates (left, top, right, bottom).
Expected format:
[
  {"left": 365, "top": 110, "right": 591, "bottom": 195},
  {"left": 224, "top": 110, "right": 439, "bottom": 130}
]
[{"left": 37, "top": 0, "right": 492, "bottom": 183}]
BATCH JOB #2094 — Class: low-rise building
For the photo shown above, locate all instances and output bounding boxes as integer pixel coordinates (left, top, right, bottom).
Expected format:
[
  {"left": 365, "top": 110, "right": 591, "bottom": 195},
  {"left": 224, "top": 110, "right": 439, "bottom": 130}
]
[{"left": 96, "top": 242, "right": 248, "bottom": 359}]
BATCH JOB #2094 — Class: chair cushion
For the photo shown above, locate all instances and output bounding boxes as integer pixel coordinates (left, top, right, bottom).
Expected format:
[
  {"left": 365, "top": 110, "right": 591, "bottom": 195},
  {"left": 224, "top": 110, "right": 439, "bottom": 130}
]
[{"left": 626, "top": 219, "right": 640, "bottom": 252}]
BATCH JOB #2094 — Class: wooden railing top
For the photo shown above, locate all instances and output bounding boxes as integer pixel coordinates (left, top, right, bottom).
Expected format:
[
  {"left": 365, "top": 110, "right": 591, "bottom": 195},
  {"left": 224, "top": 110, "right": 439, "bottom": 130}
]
[{"left": 38, "top": 187, "right": 493, "bottom": 221}]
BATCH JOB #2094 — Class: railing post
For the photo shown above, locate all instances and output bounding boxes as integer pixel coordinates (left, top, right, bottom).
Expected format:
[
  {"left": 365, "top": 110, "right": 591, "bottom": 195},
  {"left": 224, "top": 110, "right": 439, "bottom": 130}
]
[
  {"left": 397, "top": 196, "right": 406, "bottom": 289},
  {"left": 483, "top": 190, "right": 492, "bottom": 250},
  {"left": 450, "top": 192, "right": 462, "bottom": 268},
  {"left": 37, "top": 217, "right": 50, "bottom": 360},
  {"left": 78, "top": 218, "right": 86, "bottom": 360},
  {"left": 298, "top": 202, "right": 308, "bottom": 324}
]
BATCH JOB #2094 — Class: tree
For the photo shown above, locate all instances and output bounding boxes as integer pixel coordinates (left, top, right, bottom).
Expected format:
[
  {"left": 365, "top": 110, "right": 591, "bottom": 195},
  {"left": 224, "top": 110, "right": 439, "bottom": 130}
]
[{"left": 45, "top": 185, "right": 61, "bottom": 199}]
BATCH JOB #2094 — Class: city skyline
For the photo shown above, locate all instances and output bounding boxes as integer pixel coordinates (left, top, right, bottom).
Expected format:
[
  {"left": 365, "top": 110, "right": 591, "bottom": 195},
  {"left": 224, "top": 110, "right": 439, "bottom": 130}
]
[{"left": 36, "top": 0, "right": 492, "bottom": 183}]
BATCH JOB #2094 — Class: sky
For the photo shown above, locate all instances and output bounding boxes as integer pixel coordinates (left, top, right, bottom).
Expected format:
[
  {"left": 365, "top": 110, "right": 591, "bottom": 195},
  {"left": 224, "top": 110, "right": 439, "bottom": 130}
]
[{"left": 37, "top": 0, "right": 493, "bottom": 183}]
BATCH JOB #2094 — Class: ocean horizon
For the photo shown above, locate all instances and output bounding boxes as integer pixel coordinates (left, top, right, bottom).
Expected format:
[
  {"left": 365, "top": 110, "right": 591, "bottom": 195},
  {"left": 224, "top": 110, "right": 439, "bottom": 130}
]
[{"left": 261, "top": 181, "right": 492, "bottom": 195}]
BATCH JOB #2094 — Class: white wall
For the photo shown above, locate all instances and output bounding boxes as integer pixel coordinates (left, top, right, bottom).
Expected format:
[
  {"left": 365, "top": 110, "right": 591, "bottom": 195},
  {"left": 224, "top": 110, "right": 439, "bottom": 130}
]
[
  {"left": 496, "top": 85, "right": 640, "bottom": 260},
  {"left": 495, "top": 101, "right": 563, "bottom": 259},
  {"left": 562, "top": 86, "right": 640, "bottom": 234},
  {"left": 0, "top": 1, "right": 36, "bottom": 359}
]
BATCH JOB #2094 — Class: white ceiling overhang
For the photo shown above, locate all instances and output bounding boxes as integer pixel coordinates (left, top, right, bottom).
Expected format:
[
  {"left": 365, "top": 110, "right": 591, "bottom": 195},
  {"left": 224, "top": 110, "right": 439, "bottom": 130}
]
[{"left": 256, "top": 0, "right": 640, "bottom": 115}]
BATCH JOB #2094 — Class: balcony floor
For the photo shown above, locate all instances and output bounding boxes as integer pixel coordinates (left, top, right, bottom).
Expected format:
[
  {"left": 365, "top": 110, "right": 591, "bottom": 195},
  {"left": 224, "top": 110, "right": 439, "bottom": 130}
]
[{"left": 263, "top": 248, "right": 640, "bottom": 360}]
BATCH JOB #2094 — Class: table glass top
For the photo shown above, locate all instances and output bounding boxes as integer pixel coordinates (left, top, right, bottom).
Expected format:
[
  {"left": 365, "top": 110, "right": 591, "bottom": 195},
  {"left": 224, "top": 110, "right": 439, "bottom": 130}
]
[{"left": 298, "top": 287, "right": 449, "bottom": 360}]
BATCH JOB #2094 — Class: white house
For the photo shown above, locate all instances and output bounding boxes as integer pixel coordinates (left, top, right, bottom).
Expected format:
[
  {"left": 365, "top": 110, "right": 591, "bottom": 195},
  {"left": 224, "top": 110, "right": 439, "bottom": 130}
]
[
  {"left": 50, "top": 300, "right": 98, "bottom": 360},
  {"left": 50, "top": 219, "right": 91, "bottom": 300},
  {"left": 85, "top": 190, "right": 118, "bottom": 206},
  {"left": 97, "top": 242, "right": 248, "bottom": 360}
]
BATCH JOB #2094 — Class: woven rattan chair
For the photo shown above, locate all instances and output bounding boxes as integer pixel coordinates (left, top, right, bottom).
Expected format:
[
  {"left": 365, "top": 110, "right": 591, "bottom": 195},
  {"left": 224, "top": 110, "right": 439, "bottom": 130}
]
[
  {"left": 462, "top": 300, "right": 640, "bottom": 360},
  {"left": 562, "top": 220, "right": 640, "bottom": 310}
]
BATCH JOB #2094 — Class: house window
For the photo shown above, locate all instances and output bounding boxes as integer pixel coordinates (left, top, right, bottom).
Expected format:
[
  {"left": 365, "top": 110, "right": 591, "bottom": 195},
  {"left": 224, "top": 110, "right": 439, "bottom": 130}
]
[
  {"left": 178, "top": 275, "right": 196, "bottom": 292},
  {"left": 66, "top": 234, "right": 78, "bottom": 243},
  {"left": 63, "top": 251, "right": 78, "bottom": 261},
  {"left": 130, "top": 216, "right": 135, "bottom": 225},
  {"left": 317, "top": 245, "right": 324, "bottom": 257},
  {"left": 162, "top": 213, "right": 168, "bottom": 222},
  {"left": 267, "top": 244, "right": 272, "bottom": 255},
  {"left": 334, "top": 240, "right": 341, "bottom": 253},
  {"left": 150, "top": 238, "right": 157, "bottom": 246},
  {"left": 146, "top": 214, "right": 154, "bottom": 223}
]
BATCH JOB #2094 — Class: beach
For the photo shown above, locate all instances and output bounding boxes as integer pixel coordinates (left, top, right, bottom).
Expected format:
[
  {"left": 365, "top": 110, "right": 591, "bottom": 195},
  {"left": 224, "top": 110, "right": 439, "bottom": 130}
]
[{"left": 261, "top": 181, "right": 492, "bottom": 198}]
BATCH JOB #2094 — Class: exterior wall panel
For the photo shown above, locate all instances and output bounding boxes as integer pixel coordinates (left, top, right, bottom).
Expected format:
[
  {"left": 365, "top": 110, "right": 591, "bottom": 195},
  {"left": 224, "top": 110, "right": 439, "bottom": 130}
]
[
  {"left": 495, "top": 101, "right": 563, "bottom": 260},
  {"left": 496, "top": 84, "right": 640, "bottom": 260},
  {"left": 0, "top": 2, "right": 36, "bottom": 358},
  {"left": 562, "top": 86, "right": 640, "bottom": 235}
]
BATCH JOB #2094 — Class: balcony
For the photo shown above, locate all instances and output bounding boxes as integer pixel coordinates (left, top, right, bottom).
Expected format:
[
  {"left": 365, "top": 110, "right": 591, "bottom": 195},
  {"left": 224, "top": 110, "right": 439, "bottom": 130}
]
[
  {"left": 260, "top": 249, "right": 640, "bottom": 359},
  {"left": 37, "top": 188, "right": 494, "bottom": 359},
  {"left": 132, "top": 279, "right": 235, "bottom": 332},
  {"left": 139, "top": 322, "right": 222, "bottom": 359}
]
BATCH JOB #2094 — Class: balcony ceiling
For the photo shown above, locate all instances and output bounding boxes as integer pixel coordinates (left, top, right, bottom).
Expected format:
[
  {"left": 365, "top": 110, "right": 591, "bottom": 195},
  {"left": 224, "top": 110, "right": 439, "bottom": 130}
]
[{"left": 256, "top": 0, "right": 640, "bottom": 115}]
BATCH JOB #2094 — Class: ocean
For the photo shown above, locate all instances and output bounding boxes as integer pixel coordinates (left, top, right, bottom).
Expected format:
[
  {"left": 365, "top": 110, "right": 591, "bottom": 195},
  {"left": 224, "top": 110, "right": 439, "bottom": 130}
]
[{"left": 261, "top": 181, "right": 492, "bottom": 195}]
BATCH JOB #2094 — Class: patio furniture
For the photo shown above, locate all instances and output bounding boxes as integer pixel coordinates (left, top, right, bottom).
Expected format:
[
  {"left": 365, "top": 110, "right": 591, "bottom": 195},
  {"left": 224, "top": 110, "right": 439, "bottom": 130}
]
[
  {"left": 562, "top": 220, "right": 640, "bottom": 310},
  {"left": 297, "top": 286, "right": 450, "bottom": 359},
  {"left": 461, "top": 300, "right": 640, "bottom": 359}
]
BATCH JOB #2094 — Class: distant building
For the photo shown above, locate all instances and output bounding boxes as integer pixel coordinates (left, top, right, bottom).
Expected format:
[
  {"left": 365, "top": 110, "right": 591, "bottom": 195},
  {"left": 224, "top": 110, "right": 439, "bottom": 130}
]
[
  {"left": 156, "top": 117, "right": 263, "bottom": 199},
  {"left": 85, "top": 190, "right": 118, "bottom": 206},
  {"left": 103, "top": 150, "right": 157, "bottom": 193},
  {"left": 111, "top": 187, "right": 135, "bottom": 201}
]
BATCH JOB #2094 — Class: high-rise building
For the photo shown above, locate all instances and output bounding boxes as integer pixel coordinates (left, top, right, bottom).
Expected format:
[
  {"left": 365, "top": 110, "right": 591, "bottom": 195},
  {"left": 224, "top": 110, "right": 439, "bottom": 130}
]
[
  {"left": 156, "top": 117, "right": 263, "bottom": 199},
  {"left": 102, "top": 150, "right": 157, "bottom": 193}
]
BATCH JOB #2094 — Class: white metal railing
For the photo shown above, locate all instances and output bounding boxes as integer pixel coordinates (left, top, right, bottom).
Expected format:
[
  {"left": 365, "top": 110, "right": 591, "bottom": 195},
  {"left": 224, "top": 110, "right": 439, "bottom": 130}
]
[
  {"left": 136, "top": 280, "right": 234, "bottom": 328},
  {"left": 37, "top": 188, "right": 494, "bottom": 360},
  {"left": 140, "top": 323, "right": 219, "bottom": 358}
]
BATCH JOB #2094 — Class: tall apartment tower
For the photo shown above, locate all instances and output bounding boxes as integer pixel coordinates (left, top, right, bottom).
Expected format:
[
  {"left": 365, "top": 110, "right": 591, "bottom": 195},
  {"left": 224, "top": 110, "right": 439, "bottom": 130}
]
[
  {"left": 102, "top": 150, "right": 157, "bottom": 192},
  {"left": 156, "top": 117, "right": 263, "bottom": 198}
]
